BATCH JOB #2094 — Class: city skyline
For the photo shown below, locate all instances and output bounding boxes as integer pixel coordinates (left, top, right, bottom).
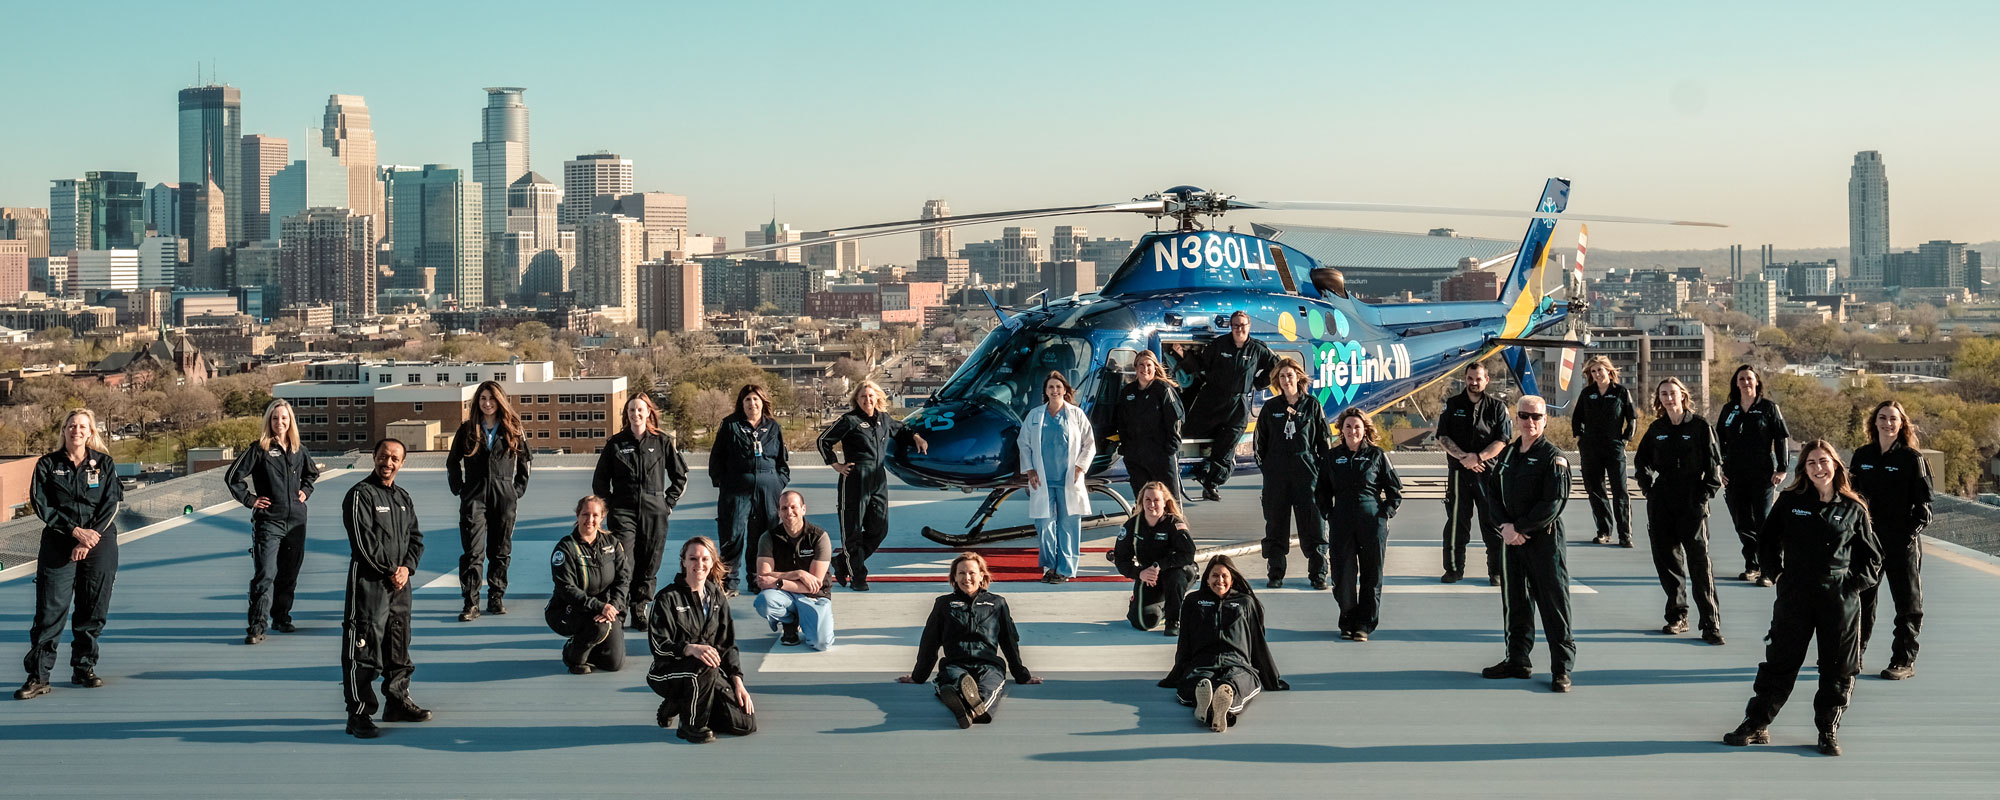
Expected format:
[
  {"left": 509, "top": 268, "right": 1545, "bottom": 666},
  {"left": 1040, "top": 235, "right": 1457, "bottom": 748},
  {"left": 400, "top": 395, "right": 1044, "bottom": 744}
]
[{"left": 2, "top": 1, "right": 1997, "bottom": 265}]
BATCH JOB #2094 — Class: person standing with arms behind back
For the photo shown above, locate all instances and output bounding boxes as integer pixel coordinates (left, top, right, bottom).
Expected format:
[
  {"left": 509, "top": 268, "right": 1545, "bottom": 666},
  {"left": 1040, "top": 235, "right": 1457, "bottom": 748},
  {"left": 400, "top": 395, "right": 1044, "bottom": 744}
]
[
  {"left": 340, "top": 438, "right": 431, "bottom": 739},
  {"left": 593, "top": 395, "right": 689, "bottom": 629},
  {"left": 1849, "top": 400, "right": 1932, "bottom": 680},
  {"left": 1019, "top": 371, "right": 1095, "bottom": 584},
  {"left": 1478, "top": 395, "right": 1575, "bottom": 693},
  {"left": 1103, "top": 349, "right": 1183, "bottom": 502},
  {"left": 1569, "top": 356, "right": 1636, "bottom": 547},
  {"left": 817, "top": 380, "right": 927, "bottom": 592},
  {"left": 1180, "top": 311, "right": 1279, "bottom": 502},
  {"left": 710, "top": 384, "right": 790, "bottom": 597},
  {"left": 1716, "top": 365, "right": 1789, "bottom": 587},
  {"left": 1253, "top": 357, "right": 1331, "bottom": 590},
  {"left": 226, "top": 399, "right": 320, "bottom": 645},
  {"left": 1722, "top": 440, "right": 1881, "bottom": 757},
  {"left": 447, "top": 381, "right": 532, "bottom": 621},
  {"left": 1633, "top": 378, "right": 1725, "bottom": 644},
  {"left": 1436, "top": 362, "right": 1512, "bottom": 586},
  {"left": 17, "top": 409, "right": 121, "bottom": 701}
]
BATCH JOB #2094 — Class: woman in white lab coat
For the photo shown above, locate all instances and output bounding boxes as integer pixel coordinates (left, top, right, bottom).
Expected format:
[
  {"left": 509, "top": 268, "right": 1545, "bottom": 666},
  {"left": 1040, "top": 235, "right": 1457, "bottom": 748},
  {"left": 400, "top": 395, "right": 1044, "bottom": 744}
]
[{"left": 1018, "top": 371, "right": 1096, "bottom": 583}]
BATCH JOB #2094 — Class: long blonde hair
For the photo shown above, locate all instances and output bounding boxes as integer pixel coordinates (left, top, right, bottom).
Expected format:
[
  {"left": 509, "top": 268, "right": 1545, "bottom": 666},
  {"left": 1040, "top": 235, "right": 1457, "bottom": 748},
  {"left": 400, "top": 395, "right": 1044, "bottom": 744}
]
[
  {"left": 59, "top": 408, "right": 110, "bottom": 453},
  {"left": 258, "top": 399, "right": 302, "bottom": 453},
  {"left": 1137, "top": 480, "right": 1185, "bottom": 521},
  {"left": 1131, "top": 350, "right": 1179, "bottom": 388}
]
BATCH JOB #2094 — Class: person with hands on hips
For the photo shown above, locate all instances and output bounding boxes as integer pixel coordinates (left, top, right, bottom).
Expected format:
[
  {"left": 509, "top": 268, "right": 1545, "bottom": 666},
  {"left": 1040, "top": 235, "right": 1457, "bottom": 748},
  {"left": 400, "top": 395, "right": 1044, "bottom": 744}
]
[
  {"left": 816, "top": 380, "right": 927, "bottom": 592},
  {"left": 224, "top": 399, "right": 319, "bottom": 645}
]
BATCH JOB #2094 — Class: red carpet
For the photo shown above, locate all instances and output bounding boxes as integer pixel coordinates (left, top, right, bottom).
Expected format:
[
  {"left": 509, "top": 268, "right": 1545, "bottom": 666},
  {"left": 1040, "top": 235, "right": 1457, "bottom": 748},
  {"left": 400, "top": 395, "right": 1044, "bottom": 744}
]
[{"left": 866, "top": 547, "right": 1125, "bottom": 582}]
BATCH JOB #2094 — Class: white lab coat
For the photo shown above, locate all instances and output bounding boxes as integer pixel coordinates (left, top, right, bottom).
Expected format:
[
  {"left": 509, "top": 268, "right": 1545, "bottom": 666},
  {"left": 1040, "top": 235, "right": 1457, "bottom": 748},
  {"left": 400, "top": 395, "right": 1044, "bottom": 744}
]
[{"left": 1017, "top": 401, "right": 1096, "bottom": 520}]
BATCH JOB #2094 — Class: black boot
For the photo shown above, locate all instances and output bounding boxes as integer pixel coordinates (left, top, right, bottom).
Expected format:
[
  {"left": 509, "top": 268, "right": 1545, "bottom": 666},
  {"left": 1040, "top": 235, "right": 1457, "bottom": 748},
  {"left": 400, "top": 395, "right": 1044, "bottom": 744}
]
[
  {"left": 459, "top": 600, "right": 480, "bottom": 622},
  {"left": 382, "top": 696, "right": 432, "bottom": 723},
  {"left": 1722, "top": 721, "right": 1769, "bottom": 746},
  {"left": 486, "top": 593, "right": 507, "bottom": 615},
  {"left": 347, "top": 713, "right": 381, "bottom": 738},
  {"left": 14, "top": 678, "right": 50, "bottom": 700},
  {"left": 628, "top": 603, "right": 650, "bottom": 631},
  {"left": 1817, "top": 731, "right": 1842, "bottom": 756},
  {"left": 70, "top": 669, "right": 103, "bottom": 688}
]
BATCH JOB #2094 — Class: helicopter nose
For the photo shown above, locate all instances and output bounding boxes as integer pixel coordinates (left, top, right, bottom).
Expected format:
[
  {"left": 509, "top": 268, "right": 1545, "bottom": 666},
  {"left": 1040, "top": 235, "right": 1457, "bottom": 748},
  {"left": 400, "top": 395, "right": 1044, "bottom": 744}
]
[{"left": 887, "top": 401, "right": 1020, "bottom": 489}]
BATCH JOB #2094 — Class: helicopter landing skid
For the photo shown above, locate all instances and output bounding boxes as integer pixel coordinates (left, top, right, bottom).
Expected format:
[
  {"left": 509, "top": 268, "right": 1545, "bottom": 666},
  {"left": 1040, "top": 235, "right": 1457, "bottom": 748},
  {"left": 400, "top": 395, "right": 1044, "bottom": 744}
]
[{"left": 920, "top": 481, "right": 1135, "bottom": 547}]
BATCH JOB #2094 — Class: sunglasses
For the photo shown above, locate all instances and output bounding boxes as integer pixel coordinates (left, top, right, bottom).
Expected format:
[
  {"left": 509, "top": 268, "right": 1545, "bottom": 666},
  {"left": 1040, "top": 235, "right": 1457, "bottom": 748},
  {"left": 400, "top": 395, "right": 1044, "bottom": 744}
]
[{"left": 1516, "top": 412, "right": 1545, "bottom": 420}]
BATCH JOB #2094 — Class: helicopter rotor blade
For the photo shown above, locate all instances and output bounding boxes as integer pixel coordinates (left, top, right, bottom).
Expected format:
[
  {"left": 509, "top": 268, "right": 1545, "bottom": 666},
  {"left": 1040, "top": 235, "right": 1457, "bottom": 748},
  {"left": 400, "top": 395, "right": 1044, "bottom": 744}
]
[
  {"left": 698, "top": 199, "right": 1167, "bottom": 259},
  {"left": 1231, "top": 199, "right": 1725, "bottom": 228}
]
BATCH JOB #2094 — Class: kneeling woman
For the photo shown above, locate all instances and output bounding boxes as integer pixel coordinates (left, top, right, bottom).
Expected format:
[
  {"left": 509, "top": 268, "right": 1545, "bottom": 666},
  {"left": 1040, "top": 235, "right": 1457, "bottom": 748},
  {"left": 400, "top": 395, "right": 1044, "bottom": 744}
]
[
  {"left": 547, "top": 496, "right": 630, "bottom": 674},
  {"left": 647, "top": 537, "right": 756, "bottom": 743},
  {"left": 1160, "top": 555, "right": 1289, "bottom": 732},
  {"left": 898, "top": 552, "right": 1042, "bottom": 728},
  {"left": 1114, "top": 481, "right": 1196, "bottom": 634}
]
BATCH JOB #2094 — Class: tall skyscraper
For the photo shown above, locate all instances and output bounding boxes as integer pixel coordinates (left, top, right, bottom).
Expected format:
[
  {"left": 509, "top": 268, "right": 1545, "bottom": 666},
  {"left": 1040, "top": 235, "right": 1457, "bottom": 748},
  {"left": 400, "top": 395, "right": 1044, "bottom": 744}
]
[
  {"left": 500, "top": 172, "right": 567, "bottom": 304},
  {"left": 745, "top": 219, "right": 802, "bottom": 263},
  {"left": 49, "top": 179, "right": 81, "bottom": 257},
  {"left": 376, "top": 164, "right": 420, "bottom": 247},
  {"left": 999, "top": 226, "right": 1043, "bottom": 285},
  {"left": 269, "top": 131, "right": 349, "bottom": 235},
  {"left": 280, "top": 208, "right": 376, "bottom": 317},
  {"left": 920, "top": 199, "right": 951, "bottom": 259},
  {"left": 506, "top": 172, "right": 561, "bottom": 243},
  {"left": 560, "top": 152, "right": 632, "bottom": 224},
  {"left": 573, "top": 212, "right": 643, "bottom": 317},
  {"left": 241, "top": 134, "right": 288, "bottom": 241},
  {"left": 185, "top": 174, "right": 230, "bottom": 288},
  {"left": 1849, "top": 150, "right": 1890, "bottom": 284},
  {"left": 594, "top": 192, "right": 687, "bottom": 259},
  {"left": 77, "top": 171, "right": 145, "bottom": 250},
  {"left": 1050, "top": 225, "right": 1085, "bottom": 262},
  {"left": 178, "top": 85, "right": 243, "bottom": 244},
  {"left": 143, "top": 183, "right": 183, "bottom": 237},
  {"left": 473, "top": 88, "right": 531, "bottom": 248},
  {"left": 322, "top": 95, "right": 383, "bottom": 235},
  {"left": 390, "top": 165, "right": 483, "bottom": 303},
  {"left": 638, "top": 259, "right": 703, "bottom": 334}
]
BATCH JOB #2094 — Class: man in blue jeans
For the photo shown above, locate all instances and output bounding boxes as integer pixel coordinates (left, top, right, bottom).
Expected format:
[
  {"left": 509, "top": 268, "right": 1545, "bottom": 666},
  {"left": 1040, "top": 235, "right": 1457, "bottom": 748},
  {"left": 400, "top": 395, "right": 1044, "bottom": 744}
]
[{"left": 752, "top": 491, "right": 835, "bottom": 650}]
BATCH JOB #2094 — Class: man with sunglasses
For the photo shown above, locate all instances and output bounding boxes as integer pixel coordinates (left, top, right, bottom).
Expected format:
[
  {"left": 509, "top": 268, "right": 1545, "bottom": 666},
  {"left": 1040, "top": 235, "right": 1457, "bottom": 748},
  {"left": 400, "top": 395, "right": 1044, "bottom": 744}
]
[
  {"left": 1180, "top": 311, "right": 1279, "bottom": 502},
  {"left": 1477, "top": 396, "right": 1576, "bottom": 693}
]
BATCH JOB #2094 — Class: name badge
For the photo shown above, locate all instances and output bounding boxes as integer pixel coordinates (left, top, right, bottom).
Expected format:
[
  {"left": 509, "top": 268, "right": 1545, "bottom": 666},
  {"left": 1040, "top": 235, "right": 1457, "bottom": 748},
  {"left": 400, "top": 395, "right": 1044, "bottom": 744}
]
[{"left": 87, "top": 471, "right": 101, "bottom": 488}]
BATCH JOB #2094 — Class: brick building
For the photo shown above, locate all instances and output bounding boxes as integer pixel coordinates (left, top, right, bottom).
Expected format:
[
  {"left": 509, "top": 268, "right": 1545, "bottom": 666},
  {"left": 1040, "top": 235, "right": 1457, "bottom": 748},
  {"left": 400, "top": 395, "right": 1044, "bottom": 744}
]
[{"left": 274, "top": 359, "right": 627, "bottom": 452}]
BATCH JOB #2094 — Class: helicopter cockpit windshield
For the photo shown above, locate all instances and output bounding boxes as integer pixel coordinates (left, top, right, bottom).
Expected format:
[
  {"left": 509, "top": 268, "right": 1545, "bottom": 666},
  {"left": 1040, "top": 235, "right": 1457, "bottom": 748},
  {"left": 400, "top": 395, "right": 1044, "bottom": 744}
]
[{"left": 939, "top": 326, "right": 1094, "bottom": 420}]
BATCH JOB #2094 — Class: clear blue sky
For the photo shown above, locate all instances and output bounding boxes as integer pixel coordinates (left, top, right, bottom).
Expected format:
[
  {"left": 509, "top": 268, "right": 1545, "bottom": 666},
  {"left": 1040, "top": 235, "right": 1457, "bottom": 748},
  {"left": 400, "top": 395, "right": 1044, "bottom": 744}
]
[{"left": 3, "top": 0, "right": 1995, "bottom": 262}]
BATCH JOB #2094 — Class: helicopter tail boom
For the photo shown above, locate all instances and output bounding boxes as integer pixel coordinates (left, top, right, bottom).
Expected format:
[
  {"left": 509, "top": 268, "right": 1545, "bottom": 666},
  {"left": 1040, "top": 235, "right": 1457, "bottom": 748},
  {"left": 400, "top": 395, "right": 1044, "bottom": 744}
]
[{"left": 1496, "top": 178, "right": 1572, "bottom": 339}]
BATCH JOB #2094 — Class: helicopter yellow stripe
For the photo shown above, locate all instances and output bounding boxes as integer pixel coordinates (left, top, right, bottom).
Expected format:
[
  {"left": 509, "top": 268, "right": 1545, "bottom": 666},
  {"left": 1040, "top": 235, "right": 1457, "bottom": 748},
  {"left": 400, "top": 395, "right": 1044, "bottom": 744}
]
[{"left": 1498, "top": 238, "right": 1549, "bottom": 339}]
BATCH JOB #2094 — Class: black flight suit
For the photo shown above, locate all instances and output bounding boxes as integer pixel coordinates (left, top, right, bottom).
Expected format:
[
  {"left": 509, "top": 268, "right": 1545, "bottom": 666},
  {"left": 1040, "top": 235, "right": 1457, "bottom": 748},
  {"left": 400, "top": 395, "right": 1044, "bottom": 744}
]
[
  {"left": 817, "top": 409, "right": 916, "bottom": 587},
  {"left": 1253, "top": 392, "right": 1331, "bottom": 583},
  {"left": 1180, "top": 334, "right": 1278, "bottom": 490},
  {"left": 1318, "top": 441, "right": 1403, "bottom": 635},
  {"left": 1716, "top": 398, "right": 1790, "bottom": 576},
  {"left": 1741, "top": 491, "right": 1882, "bottom": 735},
  {"left": 547, "top": 529, "right": 631, "bottom": 672},
  {"left": 1113, "top": 512, "right": 1196, "bottom": 631},
  {"left": 1569, "top": 382, "right": 1637, "bottom": 543},
  {"left": 225, "top": 441, "right": 319, "bottom": 637},
  {"left": 340, "top": 475, "right": 424, "bottom": 717},
  {"left": 593, "top": 430, "right": 688, "bottom": 625},
  {"left": 647, "top": 574, "right": 757, "bottom": 739},
  {"left": 1480, "top": 437, "right": 1574, "bottom": 676},
  {"left": 447, "top": 422, "right": 532, "bottom": 610},
  {"left": 1634, "top": 413, "right": 1724, "bottom": 634},
  {"left": 709, "top": 412, "right": 789, "bottom": 591},
  {"left": 1849, "top": 442, "right": 1932, "bottom": 670},
  {"left": 1104, "top": 378, "right": 1184, "bottom": 501},
  {"left": 24, "top": 448, "right": 121, "bottom": 684},
  {"left": 1160, "top": 582, "right": 1289, "bottom": 726},
  {"left": 1438, "top": 390, "right": 1513, "bottom": 579},
  {"left": 909, "top": 588, "right": 1035, "bottom": 723}
]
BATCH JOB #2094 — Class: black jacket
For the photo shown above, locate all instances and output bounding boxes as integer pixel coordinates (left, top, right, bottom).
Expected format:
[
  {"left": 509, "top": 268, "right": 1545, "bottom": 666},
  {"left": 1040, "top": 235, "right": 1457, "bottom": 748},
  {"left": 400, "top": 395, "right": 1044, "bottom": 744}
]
[
  {"left": 1183, "top": 335, "right": 1279, "bottom": 421},
  {"left": 757, "top": 521, "right": 833, "bottom": 599},
  {"left": 1479, "top": 437, "right": 1571, "bottom": 537},
  {"left": 1849, "top": 443, "right": 1933, "bottom": 536},
  {"left": 1634, "top": 413, "right": 1722, "bottom": 504},
  {"left": 1253, "top": 392, "right": 1331, "bottom": 479},
  {"left": 1569, "top": 382, "right": 1637, "bottom": 447},
  {"left": 225, "top": 441, "right": 320, "bottom": 523},
  {"left": 1438, "top": 391, "right": 1513, "bottom": 466},
  {"left": 1717, "top": 397, "right": 1790, "bottom": 475},
  {"left": 1113, "top": 512, "right": 1196, "bottom": 578},
  {"left": 592, "top": 430, "right": 688, "bottom": 511},
  {"left": 1316, "top": 441, "right": 1402, "bottom": 519},
  {"left": 549, "top": 528, "right": 630, "bottom": 612},
  {"left": 32, "top": 448, "right": 121, "bottom": 541},
  {"left": 817, "top": 409, "right": 913, "bottom": 474},
  {"left": 341, "top": 476, "right": 424, "bottom": 581},
  {"left": 648, "top": 574, "right": 741, "bottom": 678},
  {"left": 446, "top": 421, "right": 532, "bottom": 502},
  {"left": 1759, "top": 491, "right": 1883, "bottom": 597},
  {"left": 1162, "top": 584, "right": 1288, "bottom": 691},
  {"left": 1104, "top": 379, "right": 1183, "bottom": 456},
  {"left": 909, "top": 589, "right": 1033, "bottom": 683},
  {"left": 709, "top": 412, "right": 790, "bottom": 489}
]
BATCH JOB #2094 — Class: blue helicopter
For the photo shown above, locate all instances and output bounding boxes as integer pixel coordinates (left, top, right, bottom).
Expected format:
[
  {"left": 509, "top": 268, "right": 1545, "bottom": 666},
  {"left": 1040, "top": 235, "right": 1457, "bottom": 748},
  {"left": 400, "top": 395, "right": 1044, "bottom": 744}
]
[{"left": 712, "top": 179, "right": 1719, "bottom": 544}]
